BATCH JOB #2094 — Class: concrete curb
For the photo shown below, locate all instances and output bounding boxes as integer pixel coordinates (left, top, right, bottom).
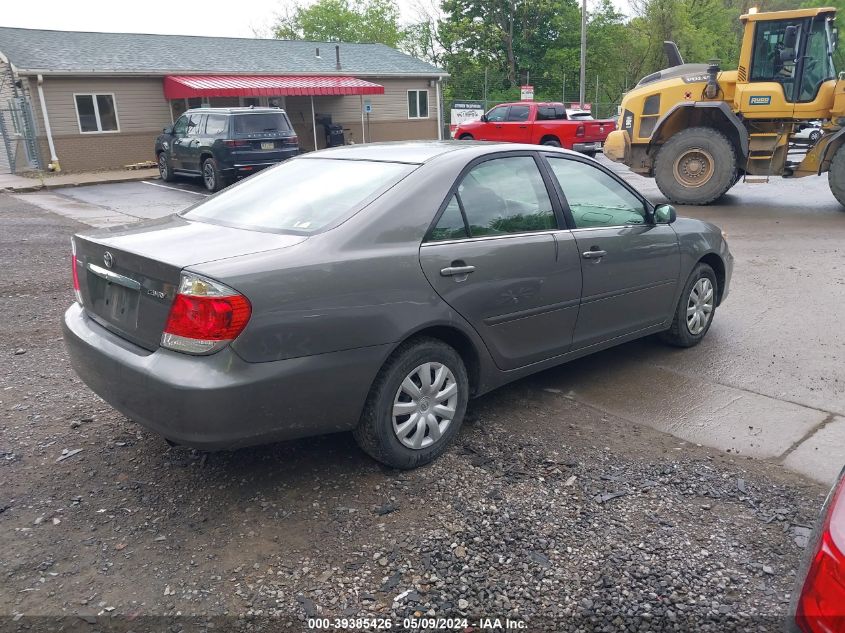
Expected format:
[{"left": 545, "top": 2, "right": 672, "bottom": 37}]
[{"left": 1, "top": 170, "right": 159, "bottom": 194}]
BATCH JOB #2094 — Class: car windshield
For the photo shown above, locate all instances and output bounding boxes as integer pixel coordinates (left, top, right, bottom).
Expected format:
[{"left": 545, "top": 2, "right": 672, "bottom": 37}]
[
  {"left": 232, "top": 113, "right": 292, "bottom": 135},
  {"left": 182, "top": 158, "right": 415, "bottom": 234}
]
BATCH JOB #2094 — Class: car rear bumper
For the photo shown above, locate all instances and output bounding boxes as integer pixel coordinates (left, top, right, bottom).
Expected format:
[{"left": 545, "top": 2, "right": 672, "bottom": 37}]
[{"left": 62, "top": 303, "right": 389, "bottom": 450}]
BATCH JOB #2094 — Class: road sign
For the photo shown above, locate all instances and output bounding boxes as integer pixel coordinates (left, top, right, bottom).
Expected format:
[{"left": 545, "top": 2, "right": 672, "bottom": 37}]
[
  {"left": 520, "top": 85, "right": 534, "bottom": 100},
  {"left": 364, "top": 99, "right": 372, "bottom": 113}
]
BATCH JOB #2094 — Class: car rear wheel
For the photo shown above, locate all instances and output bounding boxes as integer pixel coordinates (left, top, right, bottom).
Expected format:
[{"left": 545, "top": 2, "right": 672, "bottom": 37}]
[
  {"left": 809, "top": 129, "right": 821, "bottom": 143},
  {"left": 202, "top": 157, "right": 225, "bottom": 192},
  {"left": 354, "top": 337, "right": 468, "bottom": 469},
  {"left": 542, "top": 138, "right": 561, "bottom": 147},
  {"left": 660, "top": 263, "right": 717, "bottom": 347},
  {"left": 158, "top": 152, "right": 175, "bottom": 182}
]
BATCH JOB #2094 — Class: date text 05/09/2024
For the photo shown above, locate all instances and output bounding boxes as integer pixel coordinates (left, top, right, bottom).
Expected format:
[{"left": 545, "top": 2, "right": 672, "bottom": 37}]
[{"left": 307, "top": 617, "right": 528, "bottom": 630}]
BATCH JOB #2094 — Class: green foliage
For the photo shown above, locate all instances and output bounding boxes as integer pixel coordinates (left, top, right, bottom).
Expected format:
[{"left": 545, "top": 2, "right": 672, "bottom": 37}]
[{"left": 273, "top": 0, "right": 405, "bottom": 48}]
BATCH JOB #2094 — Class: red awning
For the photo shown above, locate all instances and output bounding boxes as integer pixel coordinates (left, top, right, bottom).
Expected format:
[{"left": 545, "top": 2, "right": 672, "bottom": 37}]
[{"left": 163, "top": 75, "right": 385, "bottom": 99}]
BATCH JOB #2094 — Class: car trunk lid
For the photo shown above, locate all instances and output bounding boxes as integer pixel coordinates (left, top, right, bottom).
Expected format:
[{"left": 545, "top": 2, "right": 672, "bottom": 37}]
[{"left": 73, "top": 215, "right": 305, "bottom": 351}]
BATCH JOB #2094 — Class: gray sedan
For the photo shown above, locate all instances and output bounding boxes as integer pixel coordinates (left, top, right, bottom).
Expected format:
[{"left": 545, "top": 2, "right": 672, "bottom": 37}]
[{"left": 63, "top": 142, "right": 733, "bottom": 469}]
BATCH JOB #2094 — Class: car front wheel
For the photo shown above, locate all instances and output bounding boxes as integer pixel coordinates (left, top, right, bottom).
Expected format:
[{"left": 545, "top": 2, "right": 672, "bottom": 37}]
[
  {"left": 354, "top": 337, "right": 468, "bottom": 469},
  {"left": 158, "top": 152, "right": 175, "bottom": 182},
  {"left": 660, "top": 263, "right": 718, "bottom": 347}
]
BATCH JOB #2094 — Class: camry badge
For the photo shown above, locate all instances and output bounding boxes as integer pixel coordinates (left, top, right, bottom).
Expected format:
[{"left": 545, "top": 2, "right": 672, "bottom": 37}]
[{"left": 103, "top": 252, "right": 114, "bottom": 269}]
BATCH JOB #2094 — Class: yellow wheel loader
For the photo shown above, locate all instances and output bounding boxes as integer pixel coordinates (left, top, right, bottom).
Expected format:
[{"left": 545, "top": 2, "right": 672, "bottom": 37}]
[{"left": 603, "top": 7, "right": 845, "bottom": 208}]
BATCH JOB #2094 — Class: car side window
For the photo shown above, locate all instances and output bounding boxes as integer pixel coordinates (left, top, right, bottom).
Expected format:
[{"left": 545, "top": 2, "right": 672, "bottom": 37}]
[
  {"left": 486, "top": 106, "right": 508, "bottom": 122},
  {"left": 456, "top": 156, "right": 556, "bottom": 237},
  {"left": 507, "top": 105, "right": 530, "bottom": 122},
  {"left": 428, "top": 195, "right": 468, "bottom": 242},
  {"left": 547, "top": 157, "right": 646, "bottom": 228},
  {"left": 186, "top": 114, "right": 203, "bottom": 136},
  {"left": 205, "top": 114, "right": 227, "bottom": 136},
  {"left": 172, "top": 115, "right": 188, "bottom": 136}
]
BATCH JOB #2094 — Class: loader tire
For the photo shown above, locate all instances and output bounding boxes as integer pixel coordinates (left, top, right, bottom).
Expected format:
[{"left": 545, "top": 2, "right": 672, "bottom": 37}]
[
  {"left": 826, "top": 144, "right": 845, "bottom": 211},
  {"left": 654, "top": 127, "right": 737, "bottom": 205}
]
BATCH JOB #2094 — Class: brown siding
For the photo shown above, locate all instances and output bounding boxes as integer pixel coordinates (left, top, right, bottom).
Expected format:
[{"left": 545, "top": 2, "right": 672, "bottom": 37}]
[{"left": 31, "top": 76, "right": 171, "bottom": 136}]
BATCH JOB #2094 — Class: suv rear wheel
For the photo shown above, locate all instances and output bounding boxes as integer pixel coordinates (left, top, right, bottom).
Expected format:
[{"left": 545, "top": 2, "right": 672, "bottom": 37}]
[{"left": 202, "top": 157, "right": 225, "bottom": 192}]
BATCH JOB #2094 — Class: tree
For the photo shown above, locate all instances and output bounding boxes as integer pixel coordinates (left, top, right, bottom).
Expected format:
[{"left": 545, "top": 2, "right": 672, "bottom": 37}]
[{"left": 273, "top": 0, "right": 406, "bottom": 48}]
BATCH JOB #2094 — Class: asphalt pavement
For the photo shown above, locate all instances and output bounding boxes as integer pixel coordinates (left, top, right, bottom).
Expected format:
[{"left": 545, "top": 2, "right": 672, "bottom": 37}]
[{"left": 11, "top": 160, "right": 844, "bottom": 485}]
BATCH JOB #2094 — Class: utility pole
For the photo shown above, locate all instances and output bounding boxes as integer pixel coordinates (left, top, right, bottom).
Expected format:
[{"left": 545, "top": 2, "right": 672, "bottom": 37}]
[
  {"left": 579, "top": 0, "right": 587, "bottom": 108},
  {"left": 483, "top": 67, "right": 488, "bottom": 110},
  {"left": 563, "top": 74, "right": 566, "bottom": 103}
]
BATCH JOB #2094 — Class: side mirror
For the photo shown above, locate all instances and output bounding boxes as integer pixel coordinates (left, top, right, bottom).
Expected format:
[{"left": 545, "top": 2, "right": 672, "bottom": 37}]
[
  {"left": 163, "top": 126, "right": 173, "bottom": 134},
  {"left": 480, "top": 114, "right": 488, "bottom": 123},
  {"left": 653, "top": 203, "right": 677, "bottom": 224},
  {"left": 784, "top": 24, "right": 798, "bottom": 49}
]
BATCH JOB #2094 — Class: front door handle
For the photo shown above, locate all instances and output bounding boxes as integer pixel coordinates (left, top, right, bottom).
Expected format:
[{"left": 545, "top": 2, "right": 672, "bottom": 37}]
[
  {"left": 440, "top": 265, "right": 476, "bottom": 276},
  {"left": 582, "top": 250, "right": 607, "bottom": 260}
]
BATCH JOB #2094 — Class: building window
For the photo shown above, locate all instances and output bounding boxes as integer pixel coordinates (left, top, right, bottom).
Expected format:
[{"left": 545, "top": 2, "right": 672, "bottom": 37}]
[
  {"left": 408, "top": 90, "right": 429, "bottom": 119},
  {"left": 74, "top": 94, "right": 119, "bottom": 133}
]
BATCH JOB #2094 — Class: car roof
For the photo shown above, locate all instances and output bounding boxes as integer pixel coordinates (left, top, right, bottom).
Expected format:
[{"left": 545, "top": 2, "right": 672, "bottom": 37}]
[
  {"left": 301, "top": 140, "right": 581, "bottom": 165},
  {"left": 183, "top": 107, "right": 286, "bottom": 115}
]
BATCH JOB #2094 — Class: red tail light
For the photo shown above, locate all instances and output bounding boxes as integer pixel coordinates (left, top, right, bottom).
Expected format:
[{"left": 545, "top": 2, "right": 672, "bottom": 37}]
[
  {"left": 283, "top": 136, "right": 298, "bottom": 145},
  {"left": 796, "top": 472, "right": 845, "bottom": 633},
  {"left": 161, "top": 272, "right": 251, "bottom": 355},
  {"left": 576, "top": 124, "right": 585, "bottom": 137},
  {"left": 223, "top": 139, "right": 249, "bottom": 147},
  {"left": 71, "top": 238, "right": 82, "bottom": 303}
]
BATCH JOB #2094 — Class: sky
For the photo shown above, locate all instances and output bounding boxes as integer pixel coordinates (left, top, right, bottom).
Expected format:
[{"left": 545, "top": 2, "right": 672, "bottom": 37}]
[
  {"left": 2, "top": 0, "right": 630, "bottom": 38},
  {"left": 1, "top": 0, "right": 431, "bottom": 38}
]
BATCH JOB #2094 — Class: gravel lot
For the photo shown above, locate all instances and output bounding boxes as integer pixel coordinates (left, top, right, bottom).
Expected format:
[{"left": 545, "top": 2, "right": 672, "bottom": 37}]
[{"left": 0, "top": 193, "right": 829, "bottom": 631}]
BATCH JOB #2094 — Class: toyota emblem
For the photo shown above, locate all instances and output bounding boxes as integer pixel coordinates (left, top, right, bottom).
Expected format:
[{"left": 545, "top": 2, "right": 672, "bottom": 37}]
[{"left": 103, "top": 252, "right": 114, "bottom": 269}]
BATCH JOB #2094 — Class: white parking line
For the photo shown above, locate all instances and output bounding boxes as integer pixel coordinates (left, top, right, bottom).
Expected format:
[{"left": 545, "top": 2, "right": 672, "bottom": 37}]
[{"left": 141, "top": 180, "right": 209, "bottom": 196}]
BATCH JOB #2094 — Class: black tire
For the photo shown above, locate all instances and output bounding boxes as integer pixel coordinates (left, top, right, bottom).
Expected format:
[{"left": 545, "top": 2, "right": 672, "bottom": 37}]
[
  {"left": 660, "top": 263, "right": 718, "bottom": 348},
  {"left": 654, "top": 127, "right": 737, "bottom": 205},
  {"left": 459, "top": 134, "right": 474, "bottom": 140},
  {"left": 809, "top": 130, "right": 821, "bottom": 143},
  {"left": 542, "top": 138, "right": 561, "bottom": 147},
  {"left": 828, "top": 144, "right": 845, "bottom": 211},
  {"left": 158, "top": 152, "right": 175, "bottom": 182},
  {"left": 353, "top": 337, "right": 469, "bottom": 469},
  {"left": 201, "top": 157, "right": 225, "bottom": 192}
]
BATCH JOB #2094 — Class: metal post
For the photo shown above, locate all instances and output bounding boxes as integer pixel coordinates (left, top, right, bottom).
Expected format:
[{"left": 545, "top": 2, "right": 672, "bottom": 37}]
[
  {"left": 579, "top": 0, "right": 587, "bottom": 108},
  {"left": 563, "top": 74, "right": 566, "bottom": 103},
  {"left": 436, "top": 79, "right": 443, "bottom": 141},
  {"left": 360, "top": 95, "right": 366, "bottom": 143},
  {"left": 596, "top": 74, "right": 599, "bottom": 114},
  {"left": 310, "top": 95, "right": 317, "bottom": 151},
  {"left": 483, "top": 68, "right": 488, "bottom": 111}
]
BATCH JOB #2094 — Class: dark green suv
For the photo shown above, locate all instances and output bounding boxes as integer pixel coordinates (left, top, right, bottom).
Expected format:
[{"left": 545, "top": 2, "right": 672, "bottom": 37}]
[{"left": 155, "top": 107, "right": 299, "bottom": 192}]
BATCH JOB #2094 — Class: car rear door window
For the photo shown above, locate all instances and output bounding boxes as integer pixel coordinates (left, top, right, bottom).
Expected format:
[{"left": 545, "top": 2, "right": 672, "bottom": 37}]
[
  {"left": 205, "top": 114, "right": 227, "bottom": 136},
  {"left": 428, "top": 196, "right": 468, "bottom": 242},
  {"left": 546, "top": 157, "right": 646, "bottom": 228},
  {"left": 456, "top": 156, "right": 556, "bottom": 236},
  {"left": 507, "top": 105, "right": 530, "bottom": 122}
]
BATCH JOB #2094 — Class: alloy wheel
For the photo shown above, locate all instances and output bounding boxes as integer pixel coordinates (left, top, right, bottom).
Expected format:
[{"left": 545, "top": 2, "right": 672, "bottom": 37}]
[
  {"left": 392, "top": 362, "right": 458, "bottom": 450},
  {"left": 686, "top": 277, "right": 714, "bottom": 335},
  {"left": 203, "top": 163, "right": 215, "bottom": 190},
  {"left": 158, "top": 154, "right": 168, "bottom": 179}
]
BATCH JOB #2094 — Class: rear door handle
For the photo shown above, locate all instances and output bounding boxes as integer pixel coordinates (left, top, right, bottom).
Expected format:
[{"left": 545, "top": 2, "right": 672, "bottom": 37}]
[
  {"left": 440, "top": 265, "right": 476, "bottom": 276},
  {"left": 582, "top": 250, "right": 607, "bottom": 260}
]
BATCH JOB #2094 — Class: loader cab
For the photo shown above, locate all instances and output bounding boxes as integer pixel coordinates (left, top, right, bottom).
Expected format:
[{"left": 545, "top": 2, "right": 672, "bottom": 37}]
[{"left": 737, "top": 8, "right": 837, "bottom": 118}]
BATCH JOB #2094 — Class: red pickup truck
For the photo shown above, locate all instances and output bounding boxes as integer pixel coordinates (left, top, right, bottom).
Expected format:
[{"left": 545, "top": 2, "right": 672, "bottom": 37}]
[{"left": 453, "top": 101, "right": 616, "bottom": 157}]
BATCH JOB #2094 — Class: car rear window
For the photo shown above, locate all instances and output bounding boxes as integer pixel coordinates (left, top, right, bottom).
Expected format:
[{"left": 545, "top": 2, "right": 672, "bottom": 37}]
[
  {"left": 232, "top": 112, "right": 292, "bottom": 135},
  {"left": 182, "top": 158, "right": 415, "bottom": 234}
]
